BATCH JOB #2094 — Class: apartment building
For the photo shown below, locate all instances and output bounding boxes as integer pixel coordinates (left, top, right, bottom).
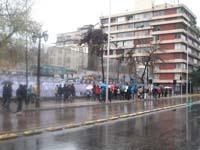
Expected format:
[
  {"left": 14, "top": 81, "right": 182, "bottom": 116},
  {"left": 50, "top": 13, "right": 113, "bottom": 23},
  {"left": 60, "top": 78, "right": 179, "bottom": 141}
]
[
  {"left": 47, "top": 45, "right": 88, "bottom": 71},
  {"left": 100, "top": 3, "right": 200, "bottom": 87},
  {"left": 56, "top": 25, "right": 94, "bottom": 46}
]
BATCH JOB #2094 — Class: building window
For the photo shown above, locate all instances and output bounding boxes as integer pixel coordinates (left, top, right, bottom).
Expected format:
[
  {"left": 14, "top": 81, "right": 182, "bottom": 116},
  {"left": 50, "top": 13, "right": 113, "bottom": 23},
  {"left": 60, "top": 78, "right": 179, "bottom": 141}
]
[
  {"left": 117, "top": 32, "right": 134, "bottom": 38},
  {"left": 153, "top": 10, "right": 164, "bottom": 17},
  {"left": 128, "top": 24, "right": 134, "bottom": 29},
  {"left": 117, "top": 41, "right": 124, "bottom": 47},
  {"left": 111, "top": 26, "right": 117, "bottom": 31},
  {"left": 126, "top": 15, "right": 133, "bottom": 21},
  {"left": 187, "top": 47, "right": 192, "bottom": 53},
  {"left": 101, "top": 19, "right": 108, "bottom": 24},
  {"left": 154, "top": 26, "right": 160, "bottom": 31},
  {"left": 134, "top": 22, "right": 149, "bottom": 29},
  {"left": 117, "top": 16, "right": 125, "bottom": 22},
  {"left": 175, "top": 43, "right": 186, "bottom": 50},
  {"left": 194, "top": 59, "right": 198, "bottom": 64},
  {"left": 135, "top": 13, "right": 144, "bottom": 20},
  {"left": 124, "top": 41, "right": 133, "bottom": 48},
  {"left": 135, "top": 30, "right": 149, "bottom": 36},
  {"left": 134, "top": 22, "right": 146, "bottom": 28},
  {"left": 117, "top": 24, "right": 128, "bottom": 30},
  {"left": 154, "top": 35, "right": 159, "bottom": 41},
  {"left": 176, "top": 63, "right": 186, "bottom": 69},
  {"left": 111, "top": 18, "right": 116, "bottom": 23},
  {"left": 175, "top": 33, "right": 181, "bottom": 39}
]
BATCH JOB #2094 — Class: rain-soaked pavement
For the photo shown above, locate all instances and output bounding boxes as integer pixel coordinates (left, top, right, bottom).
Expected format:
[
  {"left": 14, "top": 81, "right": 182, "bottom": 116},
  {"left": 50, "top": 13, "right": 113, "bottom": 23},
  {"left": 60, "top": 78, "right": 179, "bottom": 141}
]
[
  {"left": 0, "top": 101, "right": 200, "bottom": 150},
  {"left": 0, "top": 96, "right": 199, "bottom": 134}
]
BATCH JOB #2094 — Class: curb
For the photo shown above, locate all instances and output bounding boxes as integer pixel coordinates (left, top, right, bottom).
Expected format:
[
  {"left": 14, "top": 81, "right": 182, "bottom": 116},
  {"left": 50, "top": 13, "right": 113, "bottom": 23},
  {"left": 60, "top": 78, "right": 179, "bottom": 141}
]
[
  {"left": 0, "top": 102, "right": 192, "bottom": 141},
  {"left": 24, "top": 130, "right": 42, "bottom": 136},
  {"left": 82, "top": 120, "right": 97, "bottom": 126},
  {"left": 46, "top": 127, "right": 63, "bottom": 132},
  {"left": 0, "top": 133, "right": 18, "bottom": 140},
  {"left": 108, "top": 116, "right": 119, "bottom": 120},
  {"left": 64, "top": 123, "right": 80, "bottom": 129},
  {"left": 22, "top": 94, "right": 200, "bottom": 112}
]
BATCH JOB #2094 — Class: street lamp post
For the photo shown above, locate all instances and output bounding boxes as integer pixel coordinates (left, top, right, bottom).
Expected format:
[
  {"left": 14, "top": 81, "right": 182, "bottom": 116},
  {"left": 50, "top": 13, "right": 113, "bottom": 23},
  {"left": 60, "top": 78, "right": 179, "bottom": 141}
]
[
  {"left": 106, "top": 0, "right": 111, "bottom": 103},
  {"left": 25, "top": 0, "right": 28, "bottom": 102},
  {"left": 32, "top": 31, "right": 48, "bottom": 107},
  {"left": 186, "top": 25, "right": 189, "bottom": 101}
]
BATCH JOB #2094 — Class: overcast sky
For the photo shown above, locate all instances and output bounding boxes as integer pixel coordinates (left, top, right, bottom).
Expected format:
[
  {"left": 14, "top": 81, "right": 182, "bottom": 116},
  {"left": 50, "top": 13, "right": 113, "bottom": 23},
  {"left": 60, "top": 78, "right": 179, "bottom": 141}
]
[{"left": 32, "top": 0, "right": 200, "bottom": 45}]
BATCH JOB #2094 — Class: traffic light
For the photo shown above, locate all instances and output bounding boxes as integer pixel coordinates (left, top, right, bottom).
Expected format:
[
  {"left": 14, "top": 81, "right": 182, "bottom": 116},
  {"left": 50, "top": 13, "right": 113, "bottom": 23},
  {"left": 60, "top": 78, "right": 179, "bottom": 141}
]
[{"left": 173, "top": 80, "right": 176, "bottom": 85}]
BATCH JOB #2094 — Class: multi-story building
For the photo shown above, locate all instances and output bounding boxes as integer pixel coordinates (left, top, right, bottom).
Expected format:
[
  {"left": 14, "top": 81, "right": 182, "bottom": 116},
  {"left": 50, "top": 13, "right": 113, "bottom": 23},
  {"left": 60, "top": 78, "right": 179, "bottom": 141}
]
[
  {"left": 56, "top": 25, "right": 94, "bottom": 46},
  {"left": 100, "top": 3, "right": 200, "bottom": 88},
  {"left": 47, "top": 25, "right": 93, "bottom": 71},
  {"left": 47, "top": 45, "right": 88, "bottom": 71}
]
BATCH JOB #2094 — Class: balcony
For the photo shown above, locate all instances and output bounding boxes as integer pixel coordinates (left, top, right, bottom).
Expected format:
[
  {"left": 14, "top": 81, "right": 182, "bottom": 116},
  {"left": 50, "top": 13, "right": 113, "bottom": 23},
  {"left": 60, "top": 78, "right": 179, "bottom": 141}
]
[{"left": 154, "top": 68, "right": 187, "bottom": 73}]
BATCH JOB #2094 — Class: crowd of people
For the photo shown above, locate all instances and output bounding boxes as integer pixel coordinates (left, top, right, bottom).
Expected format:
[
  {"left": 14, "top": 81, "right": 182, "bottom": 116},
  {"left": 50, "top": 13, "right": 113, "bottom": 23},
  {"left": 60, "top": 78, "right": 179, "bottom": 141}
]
[
  {"left": 1, "top": 78, "right": 173, "bottom": 114},
  {"left": 54, "top": 84, "right": 76, "bottom": 102},
  {"left": 87, "top": 83, "right": 172, "bottom": 102},
  {"left": 2, "top": 83, "right": 27, "bottom": 113}
]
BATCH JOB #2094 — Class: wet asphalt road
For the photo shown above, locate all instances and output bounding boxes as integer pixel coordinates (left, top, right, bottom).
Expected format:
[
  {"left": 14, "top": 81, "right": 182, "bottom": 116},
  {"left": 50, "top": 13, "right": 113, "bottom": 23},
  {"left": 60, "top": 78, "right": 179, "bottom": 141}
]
[
  {"left": 0, "top": 102, "right": 200, "bottom": 150},
  {"left": 0, "top": 96, "right": 199, "bottom": 134}
]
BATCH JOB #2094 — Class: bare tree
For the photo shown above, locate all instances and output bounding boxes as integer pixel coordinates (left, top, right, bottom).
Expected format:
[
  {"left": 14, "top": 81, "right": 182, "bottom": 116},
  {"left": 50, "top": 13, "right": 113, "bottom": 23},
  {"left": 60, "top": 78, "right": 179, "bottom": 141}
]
[
  {"left": 0, "top": 0, "right": 41, "bottom": 70},
  {"left": 125, "top": 38, "right": 161, "bottom": 84}
]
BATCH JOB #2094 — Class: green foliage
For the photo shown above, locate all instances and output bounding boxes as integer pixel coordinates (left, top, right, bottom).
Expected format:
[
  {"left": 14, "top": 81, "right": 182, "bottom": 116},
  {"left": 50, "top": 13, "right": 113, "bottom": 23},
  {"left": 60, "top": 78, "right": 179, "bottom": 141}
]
[
  {"left": 80, "top": 28, "right": 107, "bottom": 81},
  {"left": 80, "top": 28, "right": 107, "bottom": 54}
]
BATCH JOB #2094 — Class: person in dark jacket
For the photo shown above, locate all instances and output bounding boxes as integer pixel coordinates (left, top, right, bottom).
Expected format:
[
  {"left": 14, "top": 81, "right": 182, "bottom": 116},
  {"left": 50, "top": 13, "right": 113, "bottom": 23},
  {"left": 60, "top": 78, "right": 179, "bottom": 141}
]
[
  {"left": 2, "top": 84, "right": 7, "bottom": 107},
  {"left": 16, "top": 84, "right": 26, "bottom": 113},
  {"left": 2, "top": 84, "right": 12, "bottom": 110},
  {"left": 108, "top": 88, "right": 112, "bottom": 102},
  {"left": 63, "top": 84, "right": 68, "bottom": 102},
  {"left": 57, "top": 84, "right": 63, "bottom": 102}
]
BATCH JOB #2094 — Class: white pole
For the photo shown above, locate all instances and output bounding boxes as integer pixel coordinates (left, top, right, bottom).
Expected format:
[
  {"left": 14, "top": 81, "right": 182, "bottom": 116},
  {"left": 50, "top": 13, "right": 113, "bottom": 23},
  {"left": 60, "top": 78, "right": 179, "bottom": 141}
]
[
  {"left": 186, "top": 25, "right": 189, "bottom": 101},
  {"left": 106, "top": 0, "right": 111, "bottom": 103}
]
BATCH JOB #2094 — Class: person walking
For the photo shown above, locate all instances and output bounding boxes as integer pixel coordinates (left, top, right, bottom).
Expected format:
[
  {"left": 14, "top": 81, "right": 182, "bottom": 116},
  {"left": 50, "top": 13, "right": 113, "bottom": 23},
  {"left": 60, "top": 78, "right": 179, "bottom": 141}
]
[
  {"left": 4, "top": 84, "right": 12, "bottom": 111},
  {"left": 71, "top": 84, "right": 75, "bottom": 102},
  {"left": 92, "top": 84, "right": 96, "bottom": 101},
  {"left": 2, "top": 84, "right": 8, "bottom": 107},
  {"left": 31, "top": 84, "right": 37, "bottom": 103},
  {"left": 26, "top": 85, "right": 32, "bottom": 105},
  {"left": 108, "top": 88, "right": 112, "bottom": 102},
  {"left": 54, "top": 85, "right": 59, "bottom": 101},
  {"left": 95, "top": 85, "right": 100, "bottom": 102},
  {"left": 57, "top": 84, "right": 63, "bottom": 102},
  {"left": 16, "top": 84, "right": 25, "bottom": 114},
  {"left": 63, "top": 84, "right": 68, "bottom": 102}
]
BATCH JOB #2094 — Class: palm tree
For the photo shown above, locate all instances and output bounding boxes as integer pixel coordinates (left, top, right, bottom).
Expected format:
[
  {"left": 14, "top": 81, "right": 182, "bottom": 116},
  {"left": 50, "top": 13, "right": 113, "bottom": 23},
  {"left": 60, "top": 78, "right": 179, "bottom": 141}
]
[{"left": 80, "top": 28, "right": 107, "bottom": 82}]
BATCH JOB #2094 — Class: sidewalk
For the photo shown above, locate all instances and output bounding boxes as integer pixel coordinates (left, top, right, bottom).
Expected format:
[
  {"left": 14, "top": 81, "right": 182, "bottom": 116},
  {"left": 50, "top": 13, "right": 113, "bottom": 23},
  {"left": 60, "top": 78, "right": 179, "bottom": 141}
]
[
  {"left": 0, "top": 94, "right": 199, "bottom": 136},
  {"left": 21, "top": 93, "right": 200, "bottom": 111}
]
